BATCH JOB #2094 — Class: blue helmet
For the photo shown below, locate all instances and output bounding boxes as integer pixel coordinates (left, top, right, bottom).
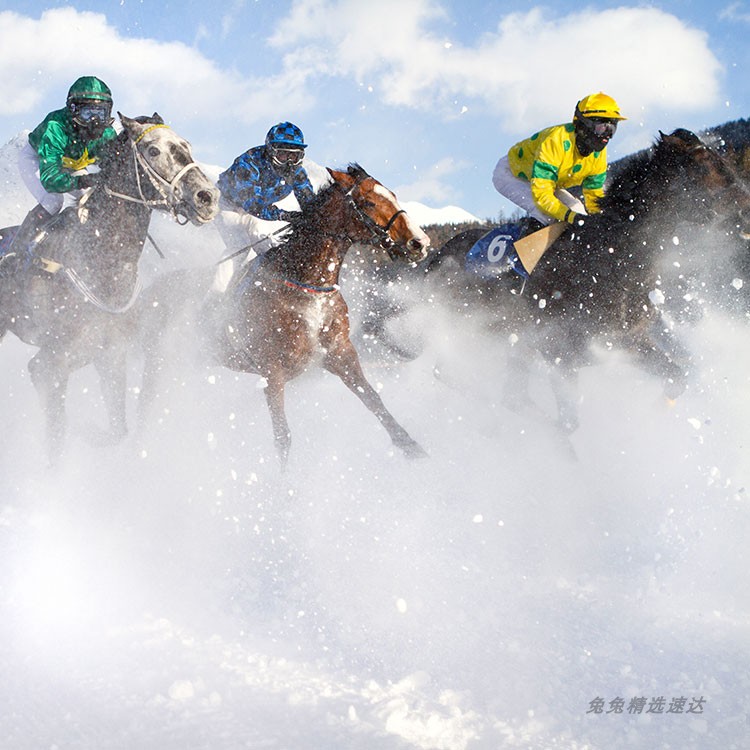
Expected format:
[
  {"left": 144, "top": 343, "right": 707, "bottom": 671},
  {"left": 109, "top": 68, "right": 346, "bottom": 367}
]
[{"left": 265, "top": 122, "right": 307, "bottom": 148}]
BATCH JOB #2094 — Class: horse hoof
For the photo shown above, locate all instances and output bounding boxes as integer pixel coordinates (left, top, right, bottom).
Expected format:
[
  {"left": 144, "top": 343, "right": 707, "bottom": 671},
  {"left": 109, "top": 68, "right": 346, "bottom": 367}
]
[
  {"left": 402, "top": 441, "right": 428, "bottom": 459},
  {"left": 556, "top": 415, "right": 579, "bottom": 435}
]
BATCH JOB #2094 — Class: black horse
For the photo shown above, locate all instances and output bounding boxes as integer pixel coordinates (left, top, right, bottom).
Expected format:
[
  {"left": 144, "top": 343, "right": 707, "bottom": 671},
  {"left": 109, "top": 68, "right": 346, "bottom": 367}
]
[
  {"left": 410, "top": 129, "right": 750, "bottom": 429},
  {"left": 0, "top": 113, "right": 219, "bottom": 460}
]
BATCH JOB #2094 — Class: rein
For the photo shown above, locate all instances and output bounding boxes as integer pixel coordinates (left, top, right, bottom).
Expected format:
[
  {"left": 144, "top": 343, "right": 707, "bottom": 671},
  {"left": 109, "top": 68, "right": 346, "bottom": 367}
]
[
  {"left": 36, "top": 254, "right": 143, "bottom": 314},
  {"left": 281, "top": 278, "right": 338, "bottom": 295},
  {"left": 65, "top": 267, "right": 143, "bottom": 313},
  {"left": 104, "top": 124, "right": 205, "bottom": 224}
]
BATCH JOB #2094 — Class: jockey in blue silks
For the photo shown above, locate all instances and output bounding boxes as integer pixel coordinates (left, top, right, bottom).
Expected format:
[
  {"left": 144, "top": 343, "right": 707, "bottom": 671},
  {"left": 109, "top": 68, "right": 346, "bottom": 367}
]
[
  {"left": 216, "top": 122, "right": 314, "bottom": 249},
  {"left": 211, "top": 121, "right": 316, "bottom": 294}
]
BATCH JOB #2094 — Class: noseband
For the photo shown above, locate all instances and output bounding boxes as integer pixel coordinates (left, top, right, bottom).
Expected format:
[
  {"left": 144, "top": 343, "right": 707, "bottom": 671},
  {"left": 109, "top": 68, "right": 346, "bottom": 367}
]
[{"left": 104, "top": 123, "right": 206, "bottom": 224}]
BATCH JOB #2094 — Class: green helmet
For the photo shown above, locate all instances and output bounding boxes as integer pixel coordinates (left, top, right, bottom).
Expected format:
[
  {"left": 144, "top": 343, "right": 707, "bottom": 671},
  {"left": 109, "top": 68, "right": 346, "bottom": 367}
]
[
  {"left": 66, "top": 76, "right": 113, "bottom": 137},
  {"left": 66, "top": 75, "right": 113, "bottom": 106}
]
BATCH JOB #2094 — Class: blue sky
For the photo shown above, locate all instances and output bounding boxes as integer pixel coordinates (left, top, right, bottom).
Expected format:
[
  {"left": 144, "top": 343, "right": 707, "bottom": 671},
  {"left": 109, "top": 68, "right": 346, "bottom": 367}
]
[{"left": 1, "top": 0, "right": 750, "bottom": 219}]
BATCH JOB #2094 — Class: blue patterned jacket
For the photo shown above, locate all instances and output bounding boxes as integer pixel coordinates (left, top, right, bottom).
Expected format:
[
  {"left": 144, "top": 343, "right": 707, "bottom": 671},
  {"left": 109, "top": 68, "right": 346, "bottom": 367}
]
[{"left": 217, "top": 145, "right": 315, "bottom": 220}]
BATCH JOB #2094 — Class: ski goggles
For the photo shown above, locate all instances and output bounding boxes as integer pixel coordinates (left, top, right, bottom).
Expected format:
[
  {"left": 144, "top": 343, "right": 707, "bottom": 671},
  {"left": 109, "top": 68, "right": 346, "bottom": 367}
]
[
  {"left": 271, "top": 147, "right": 305, "bottom": 166},
  {"left": 74, "top": 102, "right": 112, "bottom": 124},
  {"left": 587, "top": 118, "right": 618, "bottom": 139}
]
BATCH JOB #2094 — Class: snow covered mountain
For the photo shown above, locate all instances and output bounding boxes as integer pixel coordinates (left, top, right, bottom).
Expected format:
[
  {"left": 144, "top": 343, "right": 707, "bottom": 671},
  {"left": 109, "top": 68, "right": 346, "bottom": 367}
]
[
  {"left": 401, "top": 201, "right": 481, "bottom": 227},
  {"left": 0, "top": 129, "right": 748, "bottom": 750}
]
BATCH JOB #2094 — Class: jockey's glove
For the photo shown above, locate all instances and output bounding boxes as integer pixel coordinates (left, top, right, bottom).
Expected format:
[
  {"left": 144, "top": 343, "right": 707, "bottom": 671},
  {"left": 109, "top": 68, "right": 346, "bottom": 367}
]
[
  {"left": 277, "top": 209, "right": 301, "bottom": 222},
  {"left": 269, "top": 224, "right": 294, "bottom": 246},
  {"left": 77, "top": 173, "right": 101, "bottom": 190},
  {"left": 564, "top": 210, "right": 587, "bottom": 227}
]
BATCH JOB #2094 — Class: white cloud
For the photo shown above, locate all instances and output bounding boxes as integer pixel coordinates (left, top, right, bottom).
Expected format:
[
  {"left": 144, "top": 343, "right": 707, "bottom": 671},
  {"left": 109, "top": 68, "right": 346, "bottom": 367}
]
[
  {"left": 267, "top": 2, "right": 723, "bottom": 133},
  {"left": 0, "top": 4, "right": 724, "bottom": 139},
  {"left": 221, "top": 0, "right": 249, "bottom": 40},
  {"left": 0, "top": 7, "right": 310, "bottom": 127},
  {"left": 393, "top": 156, "right": 469, "bottom": 205},
  {"left": 719, "top": 3, "right": 750, "bottom": 23}
]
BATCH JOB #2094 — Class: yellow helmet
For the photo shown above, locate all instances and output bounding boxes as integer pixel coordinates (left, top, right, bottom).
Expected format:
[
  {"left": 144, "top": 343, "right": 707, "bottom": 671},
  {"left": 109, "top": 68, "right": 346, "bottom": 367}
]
[{"left": 574, "top": 92, "right": 626, "bottom": 121}]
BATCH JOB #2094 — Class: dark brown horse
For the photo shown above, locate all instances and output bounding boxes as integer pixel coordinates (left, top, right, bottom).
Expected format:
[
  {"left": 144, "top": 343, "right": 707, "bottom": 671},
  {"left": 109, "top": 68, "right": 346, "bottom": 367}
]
[
  {"left": 0, "top": 113, "right": 219, "bottom": 460},
  {"left": 408, "top": 129, "right": 750, "bottom": 430},
  {"left": 138, "top": 164, "right": 430, "bottom": 466}
]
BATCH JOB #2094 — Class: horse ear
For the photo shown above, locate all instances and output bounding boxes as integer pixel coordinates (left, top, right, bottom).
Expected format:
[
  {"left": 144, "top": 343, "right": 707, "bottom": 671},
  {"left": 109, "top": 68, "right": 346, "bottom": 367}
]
[
  {"left": 119, "top": 113, "right": 152, "bottom": 142},
  {"left": 119, "top": 112, "right": 136, "bottom": 130},
  {"left": 152, "top": 112, "right": 164, "bottom": 124},
  {"left": 328, "top": 167, "right": 354, "bottom": 189}
]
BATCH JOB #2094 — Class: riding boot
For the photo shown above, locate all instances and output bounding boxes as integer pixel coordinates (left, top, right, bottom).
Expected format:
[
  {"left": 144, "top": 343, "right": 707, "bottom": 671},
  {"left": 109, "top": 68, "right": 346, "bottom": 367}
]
[{"left": 7, "top": 203, "right": 53, "bottom": 257}]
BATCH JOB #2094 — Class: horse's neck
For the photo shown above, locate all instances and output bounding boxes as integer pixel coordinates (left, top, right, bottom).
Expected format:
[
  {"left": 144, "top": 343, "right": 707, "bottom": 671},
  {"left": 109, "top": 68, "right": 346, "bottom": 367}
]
[
  {"left": 271, "top": 192, "right": 352, "bottom": 285},
  {"left": 273, "top": 230, "right": 346, "bottom": 286},
  {"left": 87, "top": 186, "right": 152, "bottom": 255}
]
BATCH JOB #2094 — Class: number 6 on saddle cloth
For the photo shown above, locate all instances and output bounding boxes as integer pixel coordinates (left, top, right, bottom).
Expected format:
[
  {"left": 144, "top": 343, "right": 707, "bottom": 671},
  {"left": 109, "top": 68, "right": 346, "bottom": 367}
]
[
  {"left": 465, "top": 224, "right": 528, "bottom": 279},
  {"left": 466, "top": 221, "right": 568, "bottom": 280}
]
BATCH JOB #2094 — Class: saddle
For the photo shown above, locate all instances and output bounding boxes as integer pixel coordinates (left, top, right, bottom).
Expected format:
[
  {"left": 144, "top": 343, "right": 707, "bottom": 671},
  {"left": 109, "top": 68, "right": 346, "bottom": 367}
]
[{"left": 0, "top": 206, "right": 81, "bottom": 277}]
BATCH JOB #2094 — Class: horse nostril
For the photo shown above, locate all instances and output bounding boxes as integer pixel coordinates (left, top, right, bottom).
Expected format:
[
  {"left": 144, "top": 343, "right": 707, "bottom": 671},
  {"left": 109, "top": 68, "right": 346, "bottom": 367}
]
[{"left": 197, "top": 189, "right": 214, "bottom": 206}]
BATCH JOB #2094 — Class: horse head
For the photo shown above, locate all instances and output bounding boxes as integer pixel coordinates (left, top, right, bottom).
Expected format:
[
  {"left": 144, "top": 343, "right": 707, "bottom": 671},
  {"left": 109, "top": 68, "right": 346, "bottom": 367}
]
[
  {"left": 115, "top": 113, "right": 219, "bottom": 225},
  {"left": 655, "top": 128, "right": 750, "bottom": 237},
  {"left": 327, "top": 165, "right": 431, "bottom": 263}
]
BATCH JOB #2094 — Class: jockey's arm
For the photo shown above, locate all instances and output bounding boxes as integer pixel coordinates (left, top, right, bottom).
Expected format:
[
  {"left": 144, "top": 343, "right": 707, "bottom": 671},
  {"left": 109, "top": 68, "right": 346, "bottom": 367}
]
[
  {"left": 220, "top": 154, "right": 288, "bottom": 221},
  {"left": 528, "top": 134, "right": 578, "bottom": 222},
  {"left": 292, "top": 168, "right": 315, "bottom": 206},
  {"left": 35, "top": 121, "right": 78, "bottom": 194},
  {"left": 581, "top": 174, "right": 607, "bottom": 214},
  {"left": 529, "top": 175, "right": 572, "bottom": 222}
]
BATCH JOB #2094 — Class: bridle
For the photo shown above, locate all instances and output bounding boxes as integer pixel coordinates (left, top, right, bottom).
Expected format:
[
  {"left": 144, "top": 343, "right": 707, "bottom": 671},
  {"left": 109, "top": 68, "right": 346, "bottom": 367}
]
[
  {"left": 104, "top": 123, "right": 207, "bottom": 225},
  {"left": 341, "top": 176, "right": 408, "bottom": 259}
]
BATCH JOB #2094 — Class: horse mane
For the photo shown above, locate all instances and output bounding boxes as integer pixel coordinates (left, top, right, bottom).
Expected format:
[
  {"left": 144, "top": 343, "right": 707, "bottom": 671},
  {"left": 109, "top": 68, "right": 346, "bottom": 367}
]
[
  {"left": 96, "top": 114, "right": 165, "bottom": 176},
  {"left": 281, "top": 162, "right": 371, "bottom": 234},
  {"left": 597, "top": 128, "right": 707, "bottom": 217}
]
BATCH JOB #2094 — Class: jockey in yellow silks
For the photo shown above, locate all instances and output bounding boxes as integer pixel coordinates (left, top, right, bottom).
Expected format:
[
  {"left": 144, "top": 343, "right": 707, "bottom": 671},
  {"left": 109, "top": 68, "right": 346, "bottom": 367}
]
[{"left": 493, "top": 92, "right": 626, "bottom": 229}]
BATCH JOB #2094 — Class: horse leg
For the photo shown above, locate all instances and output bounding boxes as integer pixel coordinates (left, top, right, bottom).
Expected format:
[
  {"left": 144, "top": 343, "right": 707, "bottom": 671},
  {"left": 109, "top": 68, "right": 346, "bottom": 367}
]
[
  {"left": 549, "top": 363, "right": 581, "bottom": 434},
  {"left": 324, "top": 343, "right": 427, "bottom": 458},
  {"left": 263, "top": 375, "right": 292, "bottom": 468},
  {"left": 94, "top": 348, "right": 128, "bottom": 442},
  {"left": 631, "top": 320, "right": 691, "bottom": 400},
  {"left": 28, "top": 348, "right": 69, "bottom": 462},
  {"left": 501, "top": 345, "right": 536, "bottom": 412}
]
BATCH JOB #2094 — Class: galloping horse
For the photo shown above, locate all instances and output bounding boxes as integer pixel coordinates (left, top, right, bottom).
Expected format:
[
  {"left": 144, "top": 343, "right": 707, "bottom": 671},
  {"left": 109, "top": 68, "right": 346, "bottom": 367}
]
[
  {"left": 418, "top": 129, "right": 750, "bottom": 429},
  {"left": 0, "top": 113, "right": 219, "bottom": 459},
  {"left": 138, "top": 164, "right": 430, "bottom": 466}
]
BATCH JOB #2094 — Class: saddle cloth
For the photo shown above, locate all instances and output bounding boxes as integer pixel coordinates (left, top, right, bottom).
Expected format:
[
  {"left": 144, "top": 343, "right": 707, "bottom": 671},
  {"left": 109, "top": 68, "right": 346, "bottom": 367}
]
[{"left": 464, "top": 224, "right": 528, "bottom": 279}]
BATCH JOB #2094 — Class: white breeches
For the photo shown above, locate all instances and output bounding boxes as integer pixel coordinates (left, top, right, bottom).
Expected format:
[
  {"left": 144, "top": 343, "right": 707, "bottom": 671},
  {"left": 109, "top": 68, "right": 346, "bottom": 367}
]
[
  {"left": 18, "top": 142, "right": 64, "bottom": 215},
  {"left": 211, "top": 198, "right": 288, "bottom": 293},
  {"left": 492, "top": 155, "right": 586, "bottom": 224}
]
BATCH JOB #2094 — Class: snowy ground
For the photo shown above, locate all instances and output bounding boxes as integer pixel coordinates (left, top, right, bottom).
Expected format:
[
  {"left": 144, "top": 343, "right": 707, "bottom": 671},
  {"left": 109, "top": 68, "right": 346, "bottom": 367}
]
[{"left": 0, "top": 202, "right": 749, "bottom": 749}]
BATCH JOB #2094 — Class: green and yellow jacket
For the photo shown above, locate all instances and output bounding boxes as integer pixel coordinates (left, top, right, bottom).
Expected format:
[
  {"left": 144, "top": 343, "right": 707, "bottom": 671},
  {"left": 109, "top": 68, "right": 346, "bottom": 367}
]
[
  {"left": 507, "top": 123, "right": 607, "bottom": 222},
  {"left": 28, "top": 108, "right": 117, "bottom": 193}
]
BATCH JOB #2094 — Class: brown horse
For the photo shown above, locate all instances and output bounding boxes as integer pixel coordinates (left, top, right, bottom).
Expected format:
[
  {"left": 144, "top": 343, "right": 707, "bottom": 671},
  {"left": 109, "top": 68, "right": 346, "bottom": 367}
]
[
  {"left": 0, "top": 114, "right": 219, "bottom": 460},
  {"left": 138, "top": 164, "right": 430, "bottom": 466}
]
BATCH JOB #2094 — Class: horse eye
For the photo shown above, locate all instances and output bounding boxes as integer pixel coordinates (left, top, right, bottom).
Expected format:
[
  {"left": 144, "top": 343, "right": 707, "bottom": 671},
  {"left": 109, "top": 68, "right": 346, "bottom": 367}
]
[{"left": 148, "top": 146, "right": 160, "bottom": 158}]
